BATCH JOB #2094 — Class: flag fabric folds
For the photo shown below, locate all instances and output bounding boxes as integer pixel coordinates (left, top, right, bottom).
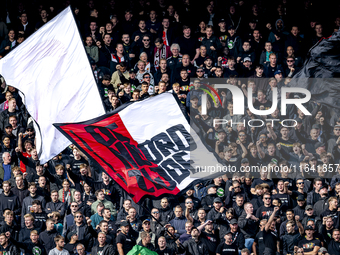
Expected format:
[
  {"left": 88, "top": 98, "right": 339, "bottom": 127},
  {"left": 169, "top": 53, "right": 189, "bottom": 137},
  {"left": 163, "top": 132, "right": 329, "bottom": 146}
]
[
  {"left": 288, "top": 30, "right": 340, "bottom": 109},
  {"left": 126, "top": 245, "right": 158, "bottom": 255},
  {"left": 54, "top": 93, "right": 201, "bottom": 203},
  {"left": 0, "top": 7, "right": 105, "bottom": 163}
]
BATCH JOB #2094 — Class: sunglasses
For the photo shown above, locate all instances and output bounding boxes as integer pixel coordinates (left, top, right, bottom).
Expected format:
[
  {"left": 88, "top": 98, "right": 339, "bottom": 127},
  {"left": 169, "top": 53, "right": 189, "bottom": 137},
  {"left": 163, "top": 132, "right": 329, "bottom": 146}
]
[
  {"left": 186, "top": 201, "right": 193, "bottom": 204},
  {"left": 335, "top": 129, "right": 340, "bottom": 131},
  {"left": 76, "top": 216, "right": 83, "bottom": 218},
  {"left": 71, "top": 205, "right": 78, "bottom": 207},
  {"left": 297, "top": 182, "right": 304, "bottom": 185},
  {"left": 197, "top": 70, "right": 204, "bottom": 72},
  {"left": 287, "top": 60, "right": 294, "bottom": 62},
  {"left": 144, "top": 76, "right": 150, "bottom": 78},
  {"left": 143, "top": 39, "right": 150, "bottom": 41},
  {"left": 152, "top": 211, "right": 159, "bottom": 214},
  {"left": 264, "top": 197, "right": 271, "bottom": 200}
]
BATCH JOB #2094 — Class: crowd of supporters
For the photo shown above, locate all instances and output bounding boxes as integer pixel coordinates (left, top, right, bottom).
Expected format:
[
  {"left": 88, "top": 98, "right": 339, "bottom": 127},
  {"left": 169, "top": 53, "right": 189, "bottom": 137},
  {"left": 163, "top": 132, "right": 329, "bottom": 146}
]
[{"left": 1, "top": 0, "right": 340, "bottom": 255}]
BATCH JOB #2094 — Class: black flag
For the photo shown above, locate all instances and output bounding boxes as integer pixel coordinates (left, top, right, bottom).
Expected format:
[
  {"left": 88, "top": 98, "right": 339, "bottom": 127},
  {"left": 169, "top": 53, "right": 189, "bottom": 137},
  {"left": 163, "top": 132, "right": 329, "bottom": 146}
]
[{"left": 288, "top": 30, "right": 340, "bottom": 109}]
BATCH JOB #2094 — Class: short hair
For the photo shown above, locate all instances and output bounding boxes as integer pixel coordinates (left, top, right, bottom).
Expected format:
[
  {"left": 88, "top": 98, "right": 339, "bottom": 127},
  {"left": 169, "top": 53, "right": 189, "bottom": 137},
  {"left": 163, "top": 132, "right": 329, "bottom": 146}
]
[
  {"left": 74, "top": 211, "right": 83, "bottom": 218},
  {"left": 32, "top": 200, "right": 41, "bottom": 206},
  {"left": 97, "top": 202, "right": 105, "bottom": 208},
  {"left": 30, "top": 230, "right": 38, "bottom": 235},
  {"left": 55, "top": 164, "right": 64, "bottom": 171},
  {"left": 28, "top": 182, "right": 37, "bottom": 188},
  {"left": 175, "top": 205, "right": 183, "bottom": 211},
  {"left": 170, "top": 43, "right": 180, "bottom": 51},
  {"left": 51, "top": 211, "right": 61, "bottom": 219},
  {"left": 2, "top": 180, "right": 11, "bottom": 186},
  {"left": 329, "top": 197, "right": 337, "bottom": 203},
  {"left": 46, "top": 218, "right": 55, "bottom": 225},
  {"left": 95, "top": 189, "right": 104, "bottom": 197},
  {"left": 140, "top": 231, "right": 150, "bottom": 240},
  {"left": 102, "top": 75, "right": 111, "bottom": 81},
  {"left": 54, "top": 235, "right": 64, "bottom": 244},
  {"left": 240, "top": 248, "right": 250, "bottom": 255},
  {"left": 172, "top": 83, "right": 180, "bottom": 88},
  {"left": 154, "top": 38, "right": 163, "bottom": 44},
  {"left": 99, "top": 220, "right": 108, "bottom": 227}
]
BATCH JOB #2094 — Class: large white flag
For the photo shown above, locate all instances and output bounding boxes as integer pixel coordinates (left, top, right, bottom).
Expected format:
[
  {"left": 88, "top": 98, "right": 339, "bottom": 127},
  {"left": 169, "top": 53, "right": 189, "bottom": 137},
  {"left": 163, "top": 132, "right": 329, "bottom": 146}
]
[{"left": 0, "top": 7, "right": 106, "bottom": 163}]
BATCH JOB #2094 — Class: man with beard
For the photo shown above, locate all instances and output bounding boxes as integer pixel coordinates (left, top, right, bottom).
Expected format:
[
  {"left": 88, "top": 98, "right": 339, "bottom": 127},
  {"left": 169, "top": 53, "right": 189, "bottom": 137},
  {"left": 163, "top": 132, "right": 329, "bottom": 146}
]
[
  {"left": 200, "top": 221, "right": 219, "bottom": 255},
  {"left": 155, "top": 236, "right": 175, "bottom": 255},
  {"left": 328, "top": 229, "right": 340, "bottom": 254},
  {"left": 0, "top": 181, "right": 20, "bottom": 219}
]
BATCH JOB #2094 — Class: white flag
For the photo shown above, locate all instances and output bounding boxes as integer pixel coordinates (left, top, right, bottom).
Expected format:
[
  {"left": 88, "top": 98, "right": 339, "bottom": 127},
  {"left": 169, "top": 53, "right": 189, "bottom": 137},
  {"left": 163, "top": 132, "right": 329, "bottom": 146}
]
[{"left": 0, "top": 7, "right": 106, "bottom": 163}]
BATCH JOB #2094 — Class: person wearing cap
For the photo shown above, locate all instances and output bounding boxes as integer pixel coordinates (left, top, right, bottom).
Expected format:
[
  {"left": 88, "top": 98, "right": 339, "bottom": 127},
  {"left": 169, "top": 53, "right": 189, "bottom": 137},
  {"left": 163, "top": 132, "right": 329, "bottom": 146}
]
[
  {"left": 116, "top": 220, "right": 136, "bottom": 255},
  {"left": 224, "top": 218, "right": 245, "bottom": 251},
  {"left": 202, "top": 57, "right": 215, "bottom": 77},
  {"left": 216, "top": 230, "right": 238, "bottom": 255},
  {"left": 298, "top": 225, "right": 321, "bottom": 254},
  {"left": 301, "top": 205, "right": 321, "bottom": 230},
  {"left": 206, "top": 197, "right": 225, "bottom": 222},
  {"left": 263, "top": 53, "right": 284, "bottom": 78},
  {"left": 238, "top": 56, "right": 254, "bottom": 78},
  {"left": 201, "top": 25, "right": 222, "bottom": 62},
  {"left": 201, "top": 184, "right": 218, "bottom": 211},
  {"left": 292, "top": 195, "right": 307, "bottom": 220},
  {"left": 176, "top": 226, "right": 209, "bottom": 255},
  {"left": 313, "top": 185, "right": 330, "bottom": 217},
  {"left": 195, "top": 66, "right": 207, "bottom": 80},
  {"left": 328, "top": 228, "right": 340, "bottom": 254},
  {"left": 136, "top": 219, "right": 156, "bottom": 246}
]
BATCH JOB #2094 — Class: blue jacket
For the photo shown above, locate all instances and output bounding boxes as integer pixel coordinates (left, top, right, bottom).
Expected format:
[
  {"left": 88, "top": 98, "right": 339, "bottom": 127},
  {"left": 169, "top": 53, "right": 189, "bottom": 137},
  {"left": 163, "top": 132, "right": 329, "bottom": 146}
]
[{"left": 169, "top": 216, "right": 187, "bottom": 235}]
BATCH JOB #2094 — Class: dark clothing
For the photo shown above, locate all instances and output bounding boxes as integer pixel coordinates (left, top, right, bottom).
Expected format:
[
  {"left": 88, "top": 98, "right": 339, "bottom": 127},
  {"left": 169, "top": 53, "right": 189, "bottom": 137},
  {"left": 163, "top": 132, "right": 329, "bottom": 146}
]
[{"left": 39, "top": 229, "right": 58, "bottom": 254}]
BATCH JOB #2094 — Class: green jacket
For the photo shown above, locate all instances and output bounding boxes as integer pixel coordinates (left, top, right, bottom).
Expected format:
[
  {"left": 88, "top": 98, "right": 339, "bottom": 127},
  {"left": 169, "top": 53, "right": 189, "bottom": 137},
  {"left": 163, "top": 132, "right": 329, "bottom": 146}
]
[{"left": 91, "top": 198, "right": 116, "bottom": 215}]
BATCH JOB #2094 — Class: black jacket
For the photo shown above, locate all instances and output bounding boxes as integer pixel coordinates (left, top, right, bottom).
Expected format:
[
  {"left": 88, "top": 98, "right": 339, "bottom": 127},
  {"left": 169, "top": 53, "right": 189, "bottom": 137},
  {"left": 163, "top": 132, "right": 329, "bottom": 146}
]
[
  {"left": 45, "top": 201, "right": 66, "bottom": 217},
  {"left": 0, "top": 109, "right": 27, "bottom": 132},
  {"left": 177, "top": 238, "right": 209, "bottom": 255},
  {"left": 90, "top": 243, "right": 115, "bottom": 255},
  {"left": 0, "top": 191, "right": 21, "bottom": 217},
  {"left": 39, "top": 229, "right": 58, "bottom": 254},
  {"left": 238, "top": 210, "right": 259, "bottom": 239}
]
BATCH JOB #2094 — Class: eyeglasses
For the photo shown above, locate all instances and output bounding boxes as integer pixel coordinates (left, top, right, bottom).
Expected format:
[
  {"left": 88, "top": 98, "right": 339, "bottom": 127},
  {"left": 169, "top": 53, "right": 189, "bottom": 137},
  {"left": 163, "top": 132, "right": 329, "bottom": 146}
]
[
  {"left": 297, "top": 182, "right": 304, "bottom": 185},
  {"left": 197, "top": 70, "right": 204, "bottom": 72},
  {"left": 335, "top": 129, "right": 340, "bottom": 131},
  {"left": 152, "top": 211, "right": 159, "bottom": 214},
  {"left": 76, "top": 216, "right": 83, "bottom": 218},
  {"left": 186, "top": 201, "right": 193, "bottom": 204},
  {"left": 144, "top": 76, "right": 150, "bottom": 78},
  {"left": 287, "top": 60, "right": 294, "bottom": 62},
  {"left": 71, "top": 205, "right": 78, "bottom": 207},
  {"left": 143, "top": 39, "right": 150, "bottom": 41},
  {"left": 264, "top": 197, "right": 271, "bottom": 200}
]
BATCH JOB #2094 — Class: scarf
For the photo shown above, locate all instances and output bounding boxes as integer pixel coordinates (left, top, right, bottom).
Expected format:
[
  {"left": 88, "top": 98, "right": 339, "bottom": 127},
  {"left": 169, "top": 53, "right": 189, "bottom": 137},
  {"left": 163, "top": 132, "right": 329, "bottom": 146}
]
[
  {"left": 154, "top": 45, "right": 167, "bottom": 70},
  {"left": 62, "top": 189, "right": 71, "bottom": 204}
]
